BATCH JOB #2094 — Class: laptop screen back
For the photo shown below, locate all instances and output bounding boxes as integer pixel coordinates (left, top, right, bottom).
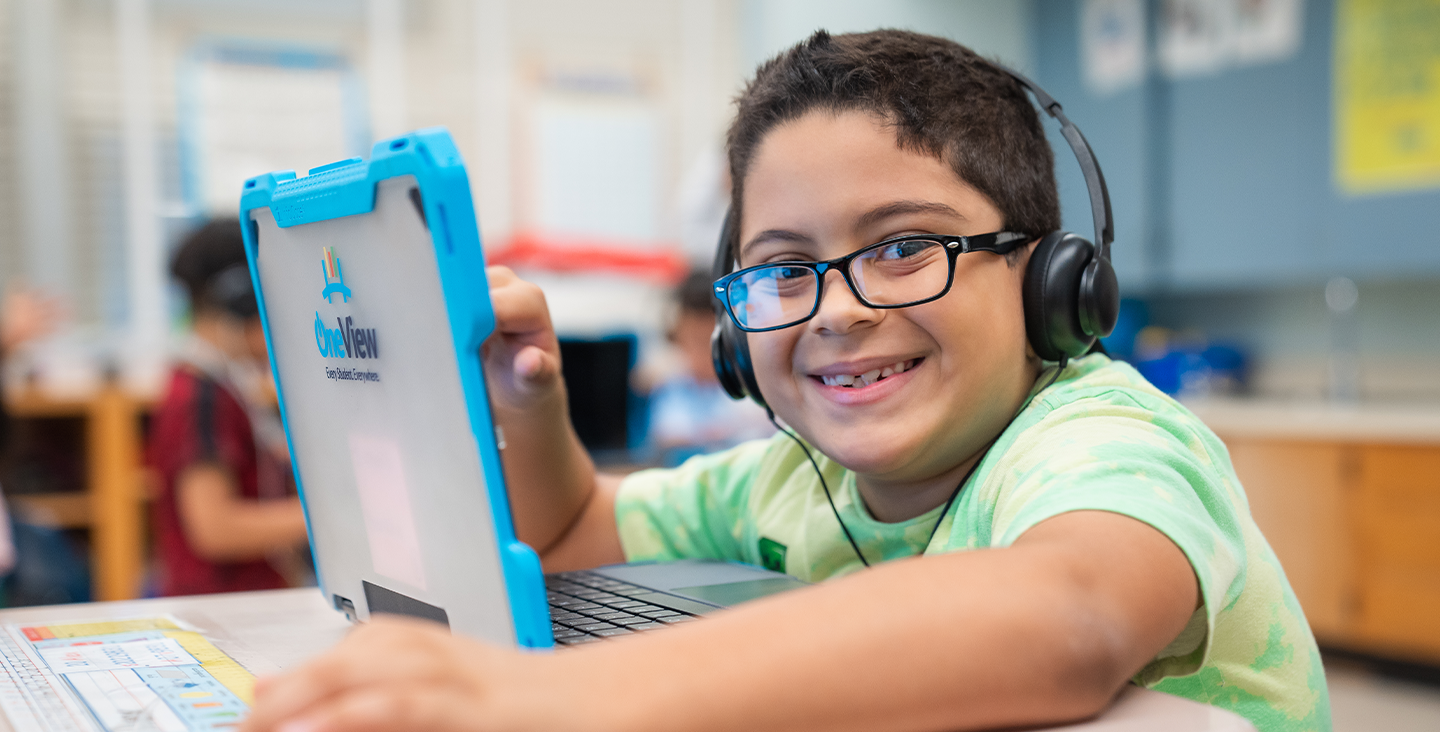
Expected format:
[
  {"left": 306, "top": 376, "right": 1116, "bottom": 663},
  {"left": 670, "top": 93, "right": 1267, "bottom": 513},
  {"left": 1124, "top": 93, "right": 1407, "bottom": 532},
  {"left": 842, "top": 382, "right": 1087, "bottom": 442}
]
[{"left": 248, "top": 175, "right": 516, "bottom": 645}]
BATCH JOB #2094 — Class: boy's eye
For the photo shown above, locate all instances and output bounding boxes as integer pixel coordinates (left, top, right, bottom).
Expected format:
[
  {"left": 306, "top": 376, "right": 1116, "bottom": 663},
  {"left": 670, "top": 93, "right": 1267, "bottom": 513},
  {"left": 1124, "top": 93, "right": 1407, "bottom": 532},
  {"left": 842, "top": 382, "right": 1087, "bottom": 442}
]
[
  {"left": 773, "top": 265, "right": 811, "bottom": 281},
  {"left": 874, "top": 238, "right": 939, "bottom": 261}
]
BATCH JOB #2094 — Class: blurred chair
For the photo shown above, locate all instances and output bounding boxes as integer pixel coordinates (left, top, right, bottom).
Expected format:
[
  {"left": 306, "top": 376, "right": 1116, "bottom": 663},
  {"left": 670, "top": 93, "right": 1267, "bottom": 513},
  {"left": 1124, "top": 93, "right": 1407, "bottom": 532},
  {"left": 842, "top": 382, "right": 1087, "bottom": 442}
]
[{"left": 558, "top": 334, "right": 646, "bottom": 464}]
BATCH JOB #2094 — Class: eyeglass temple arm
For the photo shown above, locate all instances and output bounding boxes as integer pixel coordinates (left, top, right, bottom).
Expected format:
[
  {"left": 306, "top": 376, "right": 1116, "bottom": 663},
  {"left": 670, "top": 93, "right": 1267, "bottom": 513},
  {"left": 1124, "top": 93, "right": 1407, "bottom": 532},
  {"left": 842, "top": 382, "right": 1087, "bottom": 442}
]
[{"left": 959, "top": 231, "right": 1031, "bottom": 254}]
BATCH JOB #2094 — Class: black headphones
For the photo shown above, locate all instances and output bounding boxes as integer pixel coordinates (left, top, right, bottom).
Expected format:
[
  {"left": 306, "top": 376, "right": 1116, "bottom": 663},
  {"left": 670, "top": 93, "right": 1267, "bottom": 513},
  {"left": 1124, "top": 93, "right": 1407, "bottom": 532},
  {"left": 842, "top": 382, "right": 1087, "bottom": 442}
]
[
  {"left": 205, "top": 263, "right": 260, "bottom": 319},
  {"left": 710, "top": 64, "right": 1119, "bottom": 410}
]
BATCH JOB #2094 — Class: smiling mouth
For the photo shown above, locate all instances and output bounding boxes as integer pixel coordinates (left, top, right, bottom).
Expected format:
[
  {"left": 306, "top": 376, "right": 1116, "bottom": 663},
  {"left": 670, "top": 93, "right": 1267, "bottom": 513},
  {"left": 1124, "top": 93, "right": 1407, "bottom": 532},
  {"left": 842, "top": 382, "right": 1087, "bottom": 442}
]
[{"left": 815, "top": 358, "right": 920, "bottom": 388}]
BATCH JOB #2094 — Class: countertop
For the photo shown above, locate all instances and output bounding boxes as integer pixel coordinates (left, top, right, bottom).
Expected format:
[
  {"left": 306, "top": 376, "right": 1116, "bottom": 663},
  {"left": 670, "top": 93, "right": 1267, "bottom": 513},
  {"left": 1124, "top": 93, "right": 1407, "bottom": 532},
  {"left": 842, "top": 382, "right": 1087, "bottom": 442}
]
[{"left": 1183, "top": 398, "right": 1440, "bottom": 443}]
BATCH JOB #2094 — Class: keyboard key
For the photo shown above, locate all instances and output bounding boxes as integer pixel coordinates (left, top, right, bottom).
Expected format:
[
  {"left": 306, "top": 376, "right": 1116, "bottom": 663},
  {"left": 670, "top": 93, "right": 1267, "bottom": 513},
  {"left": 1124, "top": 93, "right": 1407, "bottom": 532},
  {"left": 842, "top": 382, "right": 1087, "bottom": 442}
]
[
  {"left": 592, "top": 627, "right": 634, "bottom": 637},
  {"left": 558, "top": 635, "right": 602, "bottom": 646},
  {"left": 575, "top": 592, "right": 623, "bottom": 603},
  {"left": 552, "top": 629, "right": 586, "bottom": 639},
  {"left": 575, "top": 606, "right": 613, "bottom": 617},
  {"left": 638, "top": 609, "right": 680, "bottom": 619},
  {"left": 550, "top": 612, "right": 584, "bottom": 622},
  {"left": 657, "top": 615, "right": 697, "bottom": 624},
  {"left": 604, "top": 600, "right": 645, "bottom": 609},
  {"left": 612, "top": 616, "right": 652, "bottom": 626},
  {"left": 593, "top": 612, "right": 634, "bottom": 622},
  {"left": 575, "top": 622, "right": 618, "bottom": 632},
  {"left": 629, "top": 622, "right": 667, "bottom": 631}
]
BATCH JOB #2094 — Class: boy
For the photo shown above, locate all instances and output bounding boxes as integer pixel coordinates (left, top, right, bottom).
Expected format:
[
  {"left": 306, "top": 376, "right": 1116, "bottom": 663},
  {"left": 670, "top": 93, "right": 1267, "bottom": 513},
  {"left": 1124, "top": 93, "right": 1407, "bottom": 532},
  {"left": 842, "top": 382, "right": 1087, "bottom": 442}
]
[
  {"left": 243, "top": 31, "right": 1328, "bottom": 732},
  {"left": 148, "top": 219, "right": 310, "bottom": 596}
]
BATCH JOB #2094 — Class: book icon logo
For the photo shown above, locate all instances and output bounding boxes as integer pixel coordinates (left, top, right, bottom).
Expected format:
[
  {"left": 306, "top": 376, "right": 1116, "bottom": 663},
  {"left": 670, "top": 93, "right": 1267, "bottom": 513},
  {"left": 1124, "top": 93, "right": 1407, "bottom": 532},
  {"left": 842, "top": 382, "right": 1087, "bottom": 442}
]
[{"left": 321, "top": 247, "right": 352, "bottom": 304}]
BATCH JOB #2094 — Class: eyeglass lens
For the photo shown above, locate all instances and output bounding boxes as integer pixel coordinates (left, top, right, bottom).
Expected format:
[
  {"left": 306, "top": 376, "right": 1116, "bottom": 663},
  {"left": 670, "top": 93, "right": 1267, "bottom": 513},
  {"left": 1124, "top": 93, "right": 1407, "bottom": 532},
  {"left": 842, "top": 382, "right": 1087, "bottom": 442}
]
[{"left": 727, "top": 238, "right": 951, "bottom": 330}]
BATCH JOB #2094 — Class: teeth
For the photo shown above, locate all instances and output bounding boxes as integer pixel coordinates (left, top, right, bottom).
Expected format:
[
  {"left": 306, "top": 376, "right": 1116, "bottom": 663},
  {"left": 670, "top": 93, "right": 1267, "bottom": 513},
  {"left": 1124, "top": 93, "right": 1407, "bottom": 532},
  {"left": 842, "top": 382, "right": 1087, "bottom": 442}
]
[{"left": 820, "top": 359, "right": 916, "bottom": 388}]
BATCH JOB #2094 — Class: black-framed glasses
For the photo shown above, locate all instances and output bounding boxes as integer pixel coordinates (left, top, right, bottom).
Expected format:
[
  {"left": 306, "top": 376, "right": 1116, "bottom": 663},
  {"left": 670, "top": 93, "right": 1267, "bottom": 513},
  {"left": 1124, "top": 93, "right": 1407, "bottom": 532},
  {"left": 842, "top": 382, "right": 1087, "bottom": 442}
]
[{"left": 714, "top": 231, "right": 1029, "bottom": 332}]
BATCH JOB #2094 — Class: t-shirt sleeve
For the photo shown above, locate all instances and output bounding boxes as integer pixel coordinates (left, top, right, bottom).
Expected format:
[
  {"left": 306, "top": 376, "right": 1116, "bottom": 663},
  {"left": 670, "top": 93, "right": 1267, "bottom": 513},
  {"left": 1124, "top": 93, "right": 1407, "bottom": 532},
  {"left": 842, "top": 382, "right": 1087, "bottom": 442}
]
[
  {"left": 614, "top": 439, "right": 771, "bottom": 563},
  {"left": 985, "top": 391, "right": 1247, "bottom": 679}
]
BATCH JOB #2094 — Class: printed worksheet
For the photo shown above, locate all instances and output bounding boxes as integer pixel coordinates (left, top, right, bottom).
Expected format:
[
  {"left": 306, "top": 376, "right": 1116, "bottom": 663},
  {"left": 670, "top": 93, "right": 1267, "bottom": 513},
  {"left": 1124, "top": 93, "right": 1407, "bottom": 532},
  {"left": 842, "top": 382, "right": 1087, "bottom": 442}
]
[{"left": 0, "top": 617, "right": 253, "bottom": 732}]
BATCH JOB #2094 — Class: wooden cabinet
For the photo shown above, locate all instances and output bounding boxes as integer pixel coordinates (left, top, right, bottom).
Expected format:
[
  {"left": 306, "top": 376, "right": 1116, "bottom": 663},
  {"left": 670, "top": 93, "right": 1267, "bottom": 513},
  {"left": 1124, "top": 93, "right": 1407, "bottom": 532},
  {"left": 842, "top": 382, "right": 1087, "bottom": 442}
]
[
  {"left": 1222, "top": 435, "right": 1440, "bottom": 664},
  {"left": 5, "top": 388, "right": 149, "bottom": 602},
  {"left": 1351, "top": 445, "right": 1440, "bottom": 661}
]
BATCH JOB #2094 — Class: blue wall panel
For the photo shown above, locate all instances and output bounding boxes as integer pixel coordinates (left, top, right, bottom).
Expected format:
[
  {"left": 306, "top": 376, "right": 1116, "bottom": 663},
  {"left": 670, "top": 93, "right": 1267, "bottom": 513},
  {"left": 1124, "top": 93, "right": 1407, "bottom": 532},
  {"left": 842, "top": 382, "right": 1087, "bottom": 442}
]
[
  {"left": 1035, "top": 0, "right": 1440, "bottom": 291},
  {"left": 1034, "top": 0, "right": 1154, "bottom": 291}
]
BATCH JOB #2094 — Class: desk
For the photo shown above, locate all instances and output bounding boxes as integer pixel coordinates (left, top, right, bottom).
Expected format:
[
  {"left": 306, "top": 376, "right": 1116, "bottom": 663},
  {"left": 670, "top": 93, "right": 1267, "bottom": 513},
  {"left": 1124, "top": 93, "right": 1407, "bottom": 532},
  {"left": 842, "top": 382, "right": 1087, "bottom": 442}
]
[{"left": 0, "top": 588, "right": 1256, "bottom": 732}]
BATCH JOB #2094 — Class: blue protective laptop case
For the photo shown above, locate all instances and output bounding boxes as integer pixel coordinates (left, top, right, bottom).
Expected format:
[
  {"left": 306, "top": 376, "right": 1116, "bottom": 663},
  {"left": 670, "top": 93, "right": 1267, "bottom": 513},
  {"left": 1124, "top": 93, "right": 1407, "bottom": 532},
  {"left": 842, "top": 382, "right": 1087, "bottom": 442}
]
[{"left": 237, "top": 127, "right": 552, "bottom": 648}]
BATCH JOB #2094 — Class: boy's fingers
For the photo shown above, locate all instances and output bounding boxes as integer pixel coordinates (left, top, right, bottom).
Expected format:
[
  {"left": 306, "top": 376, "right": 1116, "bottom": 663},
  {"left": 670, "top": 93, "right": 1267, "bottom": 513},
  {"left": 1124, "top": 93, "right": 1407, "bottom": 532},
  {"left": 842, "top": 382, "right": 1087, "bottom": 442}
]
[
  {"left": 513, "top": 345, "right": 559, "bottom": 388},
  {"left": 245, "top": 621, "right": 459, "bottom": 731},
  {"left": 487, "top": 269, "right": 553, "bottom": 340},
  {"left": 270, "top": 686, "right": 472, "bottom": 732}
]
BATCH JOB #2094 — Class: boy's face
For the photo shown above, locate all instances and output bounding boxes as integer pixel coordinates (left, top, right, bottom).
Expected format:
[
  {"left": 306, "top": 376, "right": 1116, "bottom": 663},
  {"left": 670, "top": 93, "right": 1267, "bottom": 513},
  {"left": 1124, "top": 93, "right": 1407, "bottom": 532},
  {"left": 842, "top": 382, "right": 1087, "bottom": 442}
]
[{"left": 740, "top": 111, "right": 1040, "bottom": 487}]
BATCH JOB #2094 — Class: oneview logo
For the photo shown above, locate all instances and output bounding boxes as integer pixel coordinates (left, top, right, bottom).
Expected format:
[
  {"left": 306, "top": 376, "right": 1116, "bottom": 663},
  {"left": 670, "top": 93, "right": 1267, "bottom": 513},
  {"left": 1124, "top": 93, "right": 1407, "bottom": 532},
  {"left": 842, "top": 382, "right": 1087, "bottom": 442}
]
[{"left": 314, "top": 247, "right": 380, "bottom": 360}]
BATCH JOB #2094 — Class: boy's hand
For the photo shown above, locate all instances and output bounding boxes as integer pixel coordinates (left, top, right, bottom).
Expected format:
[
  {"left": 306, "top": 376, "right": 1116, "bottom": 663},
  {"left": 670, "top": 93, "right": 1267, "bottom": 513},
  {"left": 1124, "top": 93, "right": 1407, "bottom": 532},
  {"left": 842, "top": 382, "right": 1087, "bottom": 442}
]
[
  {"left": 239, "top": 617, "right": 582, "bottom": 732},
  {"left": 475, "top": 266, "right": 615, "bottom": 564},
  {"left": 482, "top": 266, "right": 564, "bottom": 412}
]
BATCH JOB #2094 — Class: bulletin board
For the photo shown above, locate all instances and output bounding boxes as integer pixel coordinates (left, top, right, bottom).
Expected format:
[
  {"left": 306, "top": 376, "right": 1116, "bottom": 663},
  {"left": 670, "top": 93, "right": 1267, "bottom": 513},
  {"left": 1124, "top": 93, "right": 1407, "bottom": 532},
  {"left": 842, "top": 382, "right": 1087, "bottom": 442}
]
[
  {"left": 178, "top": 42, "right": 370, "bottom": 216},
  {"left": 1335, "top": 0, "right": 1440, "bottom": 194}
]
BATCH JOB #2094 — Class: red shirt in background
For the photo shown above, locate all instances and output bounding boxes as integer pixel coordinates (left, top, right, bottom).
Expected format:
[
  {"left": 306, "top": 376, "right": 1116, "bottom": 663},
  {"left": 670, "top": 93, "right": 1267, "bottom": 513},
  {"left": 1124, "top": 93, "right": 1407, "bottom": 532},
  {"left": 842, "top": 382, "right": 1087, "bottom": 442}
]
[{"left": 147, "top": 367, "right": 292, "bottom": 596}]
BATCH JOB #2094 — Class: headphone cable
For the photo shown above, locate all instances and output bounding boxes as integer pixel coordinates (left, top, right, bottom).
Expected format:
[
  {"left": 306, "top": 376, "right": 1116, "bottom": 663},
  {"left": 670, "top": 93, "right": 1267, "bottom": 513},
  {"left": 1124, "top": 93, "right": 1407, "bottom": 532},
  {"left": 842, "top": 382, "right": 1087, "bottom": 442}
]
[
  {"left": 766, "top": 411, "right": 993, "bottom": 570},
  {"left": 768, "top": 410, "right": 871, "bottom": 567}
]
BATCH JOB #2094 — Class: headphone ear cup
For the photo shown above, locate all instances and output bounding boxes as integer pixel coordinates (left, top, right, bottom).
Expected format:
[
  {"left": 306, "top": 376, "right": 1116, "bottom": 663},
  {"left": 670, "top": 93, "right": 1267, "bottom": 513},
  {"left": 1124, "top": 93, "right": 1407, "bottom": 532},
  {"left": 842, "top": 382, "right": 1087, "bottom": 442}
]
[
  {"left": 710, "top": 317, "right": 767, "bottom": 410},
  {"left": 1023, "top": 231, "right": 1098, "bottom": 362},
  {"left": 1078, "top": 256, "right": 1119, "bottom": 339},
  {"left": 708, "top": 207, "right": 768, "bottom": 410},
  {"left": 711, "top": 320, "right": 747, "bottom": 401}
]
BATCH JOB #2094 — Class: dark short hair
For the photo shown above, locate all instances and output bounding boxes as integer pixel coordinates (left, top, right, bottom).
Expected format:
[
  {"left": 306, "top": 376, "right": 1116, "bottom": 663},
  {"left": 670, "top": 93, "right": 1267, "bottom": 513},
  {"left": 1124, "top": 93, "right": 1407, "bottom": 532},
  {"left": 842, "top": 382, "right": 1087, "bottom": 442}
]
[
  {"left": 170, "top": 218, "right": 258, "bottom": 318},
  {"left": 726, "top": 29, "right": 1059, "bottom": 264},
  {"left": 675, "top": 270, "right": 717, "bottom": 314}
]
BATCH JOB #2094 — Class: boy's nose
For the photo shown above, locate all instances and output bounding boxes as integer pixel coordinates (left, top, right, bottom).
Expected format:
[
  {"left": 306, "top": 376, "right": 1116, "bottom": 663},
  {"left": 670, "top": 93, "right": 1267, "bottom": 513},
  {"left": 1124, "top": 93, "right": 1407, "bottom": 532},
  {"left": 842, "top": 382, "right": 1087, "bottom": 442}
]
[{"left": 808, "top": 269, "right": 880, "bottom": 335}]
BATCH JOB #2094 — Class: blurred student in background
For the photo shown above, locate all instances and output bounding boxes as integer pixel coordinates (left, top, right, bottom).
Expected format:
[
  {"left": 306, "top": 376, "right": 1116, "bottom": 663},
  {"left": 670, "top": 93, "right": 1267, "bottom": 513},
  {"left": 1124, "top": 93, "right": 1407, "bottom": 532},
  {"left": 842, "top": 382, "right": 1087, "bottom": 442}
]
[
  {"left": 147, "top": 219, "right": 309, "bottom": 596},
  {"left": 647, "top": 271, "right": 773, "bottom": 465}
]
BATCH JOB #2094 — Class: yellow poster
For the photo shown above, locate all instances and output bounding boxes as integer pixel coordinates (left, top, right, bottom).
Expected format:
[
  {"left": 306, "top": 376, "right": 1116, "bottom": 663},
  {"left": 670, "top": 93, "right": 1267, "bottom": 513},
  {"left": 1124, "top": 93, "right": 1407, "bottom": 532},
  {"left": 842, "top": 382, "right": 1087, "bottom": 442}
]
[{"left": 1335, "top": 0, "right": 1440, "bottom": 194}]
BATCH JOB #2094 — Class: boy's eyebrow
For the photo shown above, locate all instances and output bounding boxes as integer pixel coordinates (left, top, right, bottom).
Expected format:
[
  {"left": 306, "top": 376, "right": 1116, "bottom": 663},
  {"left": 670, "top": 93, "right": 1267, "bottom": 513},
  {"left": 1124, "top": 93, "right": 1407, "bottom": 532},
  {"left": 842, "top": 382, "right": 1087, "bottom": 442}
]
[
  {"left": 855, "top": 200, "right": 966, "bottom": 231},
  {"left": 741, "top": 229, "right": 814, "bottom": 258},
  {"left": 739, "top": 200, "right": 964, "bottom": 258}
]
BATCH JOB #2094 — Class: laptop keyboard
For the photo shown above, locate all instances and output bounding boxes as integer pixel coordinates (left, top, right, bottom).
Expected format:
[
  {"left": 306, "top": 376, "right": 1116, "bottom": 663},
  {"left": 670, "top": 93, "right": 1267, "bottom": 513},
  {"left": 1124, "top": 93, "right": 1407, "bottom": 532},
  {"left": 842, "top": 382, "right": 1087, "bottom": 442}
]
[{"left": 546, "top": 571, "right": 699, "bottom": 646}]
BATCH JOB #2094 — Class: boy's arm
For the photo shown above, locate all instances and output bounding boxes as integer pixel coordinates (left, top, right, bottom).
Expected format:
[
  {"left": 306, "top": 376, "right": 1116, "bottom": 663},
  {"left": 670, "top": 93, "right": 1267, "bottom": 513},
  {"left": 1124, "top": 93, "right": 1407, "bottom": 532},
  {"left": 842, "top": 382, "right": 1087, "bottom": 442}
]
[
  {"left": 482, "top": 267, "right": 623, "bottom": 570},
  {"left": 176, "top": 464, "right": 308, "bottom": 561},
  {"left": 240, "top": 510, "right": 1198, "bottom": 732}
]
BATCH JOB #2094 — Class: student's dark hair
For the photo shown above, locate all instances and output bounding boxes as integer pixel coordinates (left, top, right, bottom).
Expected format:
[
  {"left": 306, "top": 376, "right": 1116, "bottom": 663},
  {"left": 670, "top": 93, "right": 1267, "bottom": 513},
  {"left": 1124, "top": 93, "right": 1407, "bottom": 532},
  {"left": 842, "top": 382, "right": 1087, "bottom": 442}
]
[
  {"left": 170, "top": 218, "right": 258, "bottom": 318},
  {"left": 726, "top": 29, "right": 1060, "bottom": 264},
  {"left": 675, "top": 270, "right": 717, "bottom": 314}
]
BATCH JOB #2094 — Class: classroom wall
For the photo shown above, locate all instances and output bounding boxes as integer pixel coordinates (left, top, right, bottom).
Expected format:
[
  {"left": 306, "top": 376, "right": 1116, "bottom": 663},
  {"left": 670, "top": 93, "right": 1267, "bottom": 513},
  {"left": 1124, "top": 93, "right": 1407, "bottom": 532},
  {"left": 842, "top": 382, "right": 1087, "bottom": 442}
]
[
  {"left": 1034, "top": 0, "right": 1440, "bottom": 291},
  {"left": 741, "top": 0, "right": 1035, "bottom": 72},
  {"left": 1032, "top": 0, "right": 1440, "bottom": 401},
  {"left": 0, "top": 0, "right": 744, "bottom": 349}
]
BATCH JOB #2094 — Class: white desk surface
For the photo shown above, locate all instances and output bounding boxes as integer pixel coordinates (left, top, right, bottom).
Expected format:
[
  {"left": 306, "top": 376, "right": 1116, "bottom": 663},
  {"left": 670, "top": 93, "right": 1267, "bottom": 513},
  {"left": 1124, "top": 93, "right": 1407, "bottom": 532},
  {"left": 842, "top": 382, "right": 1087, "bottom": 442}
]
[{"left": 0, "top": 588, "right": 1255, "bottom": 732}]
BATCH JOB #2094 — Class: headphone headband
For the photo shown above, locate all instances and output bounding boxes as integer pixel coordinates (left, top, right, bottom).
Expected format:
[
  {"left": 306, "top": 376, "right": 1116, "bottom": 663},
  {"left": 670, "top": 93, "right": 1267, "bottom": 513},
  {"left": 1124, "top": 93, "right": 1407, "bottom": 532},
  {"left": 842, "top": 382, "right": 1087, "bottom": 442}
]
[{"left": 992, "top": 63, "right": 1114, "bottom": 262}]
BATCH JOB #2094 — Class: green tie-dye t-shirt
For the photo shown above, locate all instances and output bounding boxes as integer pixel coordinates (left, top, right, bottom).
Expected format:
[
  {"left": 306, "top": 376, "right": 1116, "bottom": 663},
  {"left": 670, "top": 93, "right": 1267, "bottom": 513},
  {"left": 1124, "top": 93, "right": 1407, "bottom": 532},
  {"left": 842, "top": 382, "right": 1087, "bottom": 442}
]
[{"left": 616, "top": 354, "right": 1331, "bottom": 731}]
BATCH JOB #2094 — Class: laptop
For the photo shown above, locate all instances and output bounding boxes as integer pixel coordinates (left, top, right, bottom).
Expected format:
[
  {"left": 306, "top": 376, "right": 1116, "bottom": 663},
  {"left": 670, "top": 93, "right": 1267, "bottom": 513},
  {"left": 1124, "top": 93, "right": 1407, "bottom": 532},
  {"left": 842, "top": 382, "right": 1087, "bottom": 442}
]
[{"left": 237, "top": 127, "right": 805, "bottom": 649}]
